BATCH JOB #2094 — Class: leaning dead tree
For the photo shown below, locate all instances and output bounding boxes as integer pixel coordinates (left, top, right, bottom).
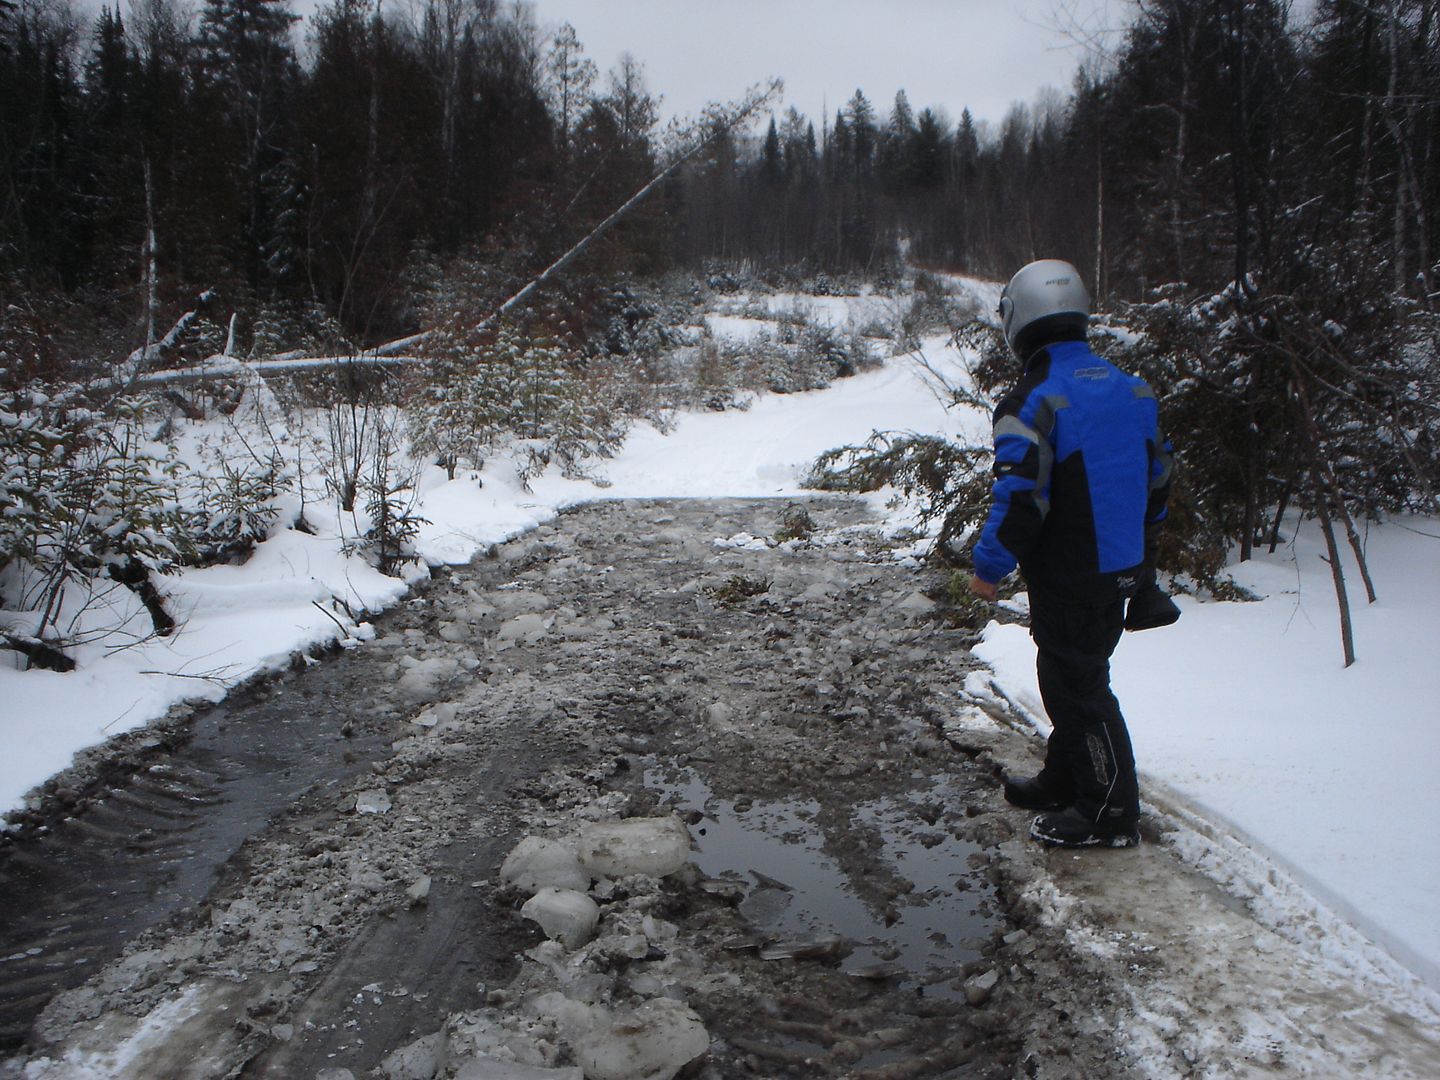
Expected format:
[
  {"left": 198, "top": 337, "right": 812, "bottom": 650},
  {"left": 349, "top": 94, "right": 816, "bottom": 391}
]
[{"left": 128, "top": 80, "right": 784, "bottom": 389}]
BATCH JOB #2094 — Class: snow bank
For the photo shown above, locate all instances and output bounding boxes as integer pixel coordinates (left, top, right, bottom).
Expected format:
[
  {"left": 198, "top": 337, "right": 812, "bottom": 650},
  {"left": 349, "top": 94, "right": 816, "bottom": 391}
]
[{"left": 975, "top": 515, "right": 1440, "bottom": 987}]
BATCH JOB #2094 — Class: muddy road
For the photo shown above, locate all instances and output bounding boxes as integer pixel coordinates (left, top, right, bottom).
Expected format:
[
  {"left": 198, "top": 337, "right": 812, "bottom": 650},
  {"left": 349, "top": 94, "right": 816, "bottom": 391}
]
[{"left": 4, "top": 498, "right": 1438, "bottom": 1080}]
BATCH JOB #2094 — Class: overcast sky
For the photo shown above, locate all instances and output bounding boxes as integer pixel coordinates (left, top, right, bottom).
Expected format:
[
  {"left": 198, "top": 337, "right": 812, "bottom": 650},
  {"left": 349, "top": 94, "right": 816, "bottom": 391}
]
[{"left": 526, "top": 0, "right": 1127, "bottom": 131}]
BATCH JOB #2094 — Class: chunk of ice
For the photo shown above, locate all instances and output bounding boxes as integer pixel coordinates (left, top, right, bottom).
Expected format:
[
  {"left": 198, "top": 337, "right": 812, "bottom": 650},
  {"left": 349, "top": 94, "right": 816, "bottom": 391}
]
[
  {"left": 574, "top": 1000, "right": 709, "bottom": 1080},
  {"left": 378, "top": 1031, "right": 443, "bottom": 1079},
  {"left": 578, "top": 817, "right": 691, "bottom": 879},
  {"left": 355, "top": 789, "right": 392, "bottom": 815},
  {"left": 521, "top": 888, "right": 599, "bottom": 950},
  {"left": 412, "top": 702, "right": 457, "bottom": 729},
  {"left": 500, "top": 836, "right": 592, "bottom": 895},
  {"left": 395, "top": 655, "right": 460, "bottom": 704},
  {"left": 497, "top": 612, "right": 550, "bottom": 644},
  {"left": 454, "top": 1057, "right": 582, "bottom": 1080}
]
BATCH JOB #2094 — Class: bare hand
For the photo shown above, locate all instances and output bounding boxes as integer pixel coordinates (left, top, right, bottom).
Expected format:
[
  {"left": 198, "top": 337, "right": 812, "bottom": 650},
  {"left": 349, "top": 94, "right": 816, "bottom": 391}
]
[{"left": 969, "top": 575, "right": 999, "bottom": 602}]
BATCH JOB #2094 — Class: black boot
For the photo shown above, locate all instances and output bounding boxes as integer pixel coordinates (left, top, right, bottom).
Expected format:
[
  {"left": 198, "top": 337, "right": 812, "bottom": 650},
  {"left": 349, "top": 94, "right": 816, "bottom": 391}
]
[
  {"left": 1002, "top": 774, "right": 1070, "bottom": 812},
  {"left": 1030, "top": 807, "right": 1139, "bottom": 848}
]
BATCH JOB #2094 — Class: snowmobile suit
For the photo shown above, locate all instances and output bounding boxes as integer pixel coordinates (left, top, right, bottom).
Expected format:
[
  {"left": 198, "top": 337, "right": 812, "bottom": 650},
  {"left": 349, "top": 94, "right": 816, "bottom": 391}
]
[
  {"left": 974, "top": 338, "right": 1173, "bottom": 826},
  {"left": 973, "top": 338, "right": 1173, "bottom": 603}
]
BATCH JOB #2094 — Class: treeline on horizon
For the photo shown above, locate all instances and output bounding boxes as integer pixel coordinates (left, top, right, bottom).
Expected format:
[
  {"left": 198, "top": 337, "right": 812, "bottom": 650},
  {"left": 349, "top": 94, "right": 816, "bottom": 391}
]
[
  {"left": 0, "top": 0, "right": 1436, "bottom": 674},
  {"left": 0, "top": 0, "right": 1437, "bottom": 368}
]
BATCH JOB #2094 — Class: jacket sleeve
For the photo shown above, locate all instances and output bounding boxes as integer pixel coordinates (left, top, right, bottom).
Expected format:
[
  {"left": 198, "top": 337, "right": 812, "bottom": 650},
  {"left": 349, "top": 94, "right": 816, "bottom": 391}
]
[
  {"left": 1144, "top": 423, "right": 1174, "bottom": 566},
  {"left": 972, "top": 388, "right": 1053, "bottom": 585}
]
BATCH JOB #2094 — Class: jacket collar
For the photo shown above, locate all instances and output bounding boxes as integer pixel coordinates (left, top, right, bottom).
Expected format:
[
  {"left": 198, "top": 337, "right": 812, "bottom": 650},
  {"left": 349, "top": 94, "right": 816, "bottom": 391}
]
[{"left": 1024, "top": 337, "right": 1090, "bottom": 372}]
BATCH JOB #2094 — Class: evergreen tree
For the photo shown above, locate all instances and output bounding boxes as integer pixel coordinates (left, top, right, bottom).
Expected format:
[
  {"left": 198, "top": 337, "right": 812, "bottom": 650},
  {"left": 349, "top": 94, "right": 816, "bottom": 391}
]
[
  {"left": 81, "top": 6, "right": 146, "bottom": 299},
  {"left": 881, "top": 89, "right": 915, "bottom": 189},
  {"left": 303, "top": 0, "right": 436, "bottom": 339},
  {"left": 778, "top": 107, "right": 816, "bottom": 184},
  {"left": 759, "top": 115, "right": 783, "bottom": 187},
  {"left": 544, "top": 21, "right": 595, "bottom": 163},
  {"left": 844, "top": 88, "right": 876, "bottom": 177},
  {"left": 910, "top": 108, "right": 947, "bottom": 191},
  {"left": 570, "top": 55, "right": 666, "bottom": 275},
  {"left": 195, "top": 0, "right": 303, "bottom": 296},
  {"left": 0, "top": 0, "right": 88, "bottom": 288}
]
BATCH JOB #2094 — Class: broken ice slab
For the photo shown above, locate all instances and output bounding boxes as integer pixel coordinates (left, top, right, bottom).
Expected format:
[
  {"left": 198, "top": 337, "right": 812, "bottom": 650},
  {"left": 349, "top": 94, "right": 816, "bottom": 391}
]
[
  {"left": 453, "top": 1056, "right": 583, "bottom": 1079},
  {"left": 395, "top": 654, "right": 461, "bottom": 705},
  {"left": 847, "top": 961, "right": 907, "bottom": 980},
  {"left": 573, "top": 999, "right": 710, "bottom": 1080},
  {"left": 577, "top": 816, "right": 691, "bottom": 879},
  {"left": 720, "top": 936, "right": 763, "bottom": 953},
  {"left": 696, "top": 876, "right": 746, "bottom": 903},
  {"left": 521, "top": 887, "right": 599, "bottom": 950},
  {"left": 748, "top": 870, "right": 793, "bottom": 892},
  {"left": 962, "top": 967, "right": 1000, "bottom": 1005},
  {"left": 378, "top": 1031, "right": 443, "bottom": 1079},
  {"left": 501, "top": 836, "right": 591, "bottom": 895},
  {"left": 354, "top": 789, "right": 392, "bottom": 815},
  {"left": 737, "top": 886, "right": 793, "bottom": 927},
  {"left": 758, "top": 932, "right": 853, "bottom": 963},
  {"left": 495, "top": 612, "right": 551, "bottom": 646},
  {"left": 405, "top": 875, "right": 432, "bottom": 905},
  {"left": 411, "top": 702, "right": 457, "bottom": 729}
]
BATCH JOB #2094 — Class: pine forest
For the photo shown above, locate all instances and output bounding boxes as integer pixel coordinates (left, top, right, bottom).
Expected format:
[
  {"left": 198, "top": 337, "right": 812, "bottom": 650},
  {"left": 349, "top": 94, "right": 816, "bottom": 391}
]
[{"left": 1, "top": 0, "right": 1438, "bottom": 668}]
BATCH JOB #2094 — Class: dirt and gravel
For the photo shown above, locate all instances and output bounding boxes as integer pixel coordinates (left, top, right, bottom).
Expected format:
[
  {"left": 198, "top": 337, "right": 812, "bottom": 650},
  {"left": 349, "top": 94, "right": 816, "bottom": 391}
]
[{"left": 3, "top": 497, "right": 1438, "bottom": 1080}]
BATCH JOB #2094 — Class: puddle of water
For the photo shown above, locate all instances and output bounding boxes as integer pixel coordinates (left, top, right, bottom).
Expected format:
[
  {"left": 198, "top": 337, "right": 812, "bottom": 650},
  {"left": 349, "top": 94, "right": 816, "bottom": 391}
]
[
  {"left": 0, "top": 664, "right": 391, "bottom": 1046},
  {"left": 650, "top": 768, "right": 995, "bottom": 1002}
]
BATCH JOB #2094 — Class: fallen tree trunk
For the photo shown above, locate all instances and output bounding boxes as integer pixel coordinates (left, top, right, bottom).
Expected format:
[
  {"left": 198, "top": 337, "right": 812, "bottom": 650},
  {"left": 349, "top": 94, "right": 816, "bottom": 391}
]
[
  {"left": 131, "top": 81, "right": 783, "bottom": 384},
  {"left": 108, "top": 557, "right": 176, "bottom": 638},
  {"left": 130, "top": 353, "right": 420, "bottom": 388},
  {"left": 2, "top": 633, "right": 77, "bottom": 673}
]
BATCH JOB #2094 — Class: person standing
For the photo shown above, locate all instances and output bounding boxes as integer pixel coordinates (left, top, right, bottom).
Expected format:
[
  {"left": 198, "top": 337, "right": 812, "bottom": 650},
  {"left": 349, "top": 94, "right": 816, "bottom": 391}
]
[{"left": 968, "top": 259, "right": 1174, "bottom": 848}]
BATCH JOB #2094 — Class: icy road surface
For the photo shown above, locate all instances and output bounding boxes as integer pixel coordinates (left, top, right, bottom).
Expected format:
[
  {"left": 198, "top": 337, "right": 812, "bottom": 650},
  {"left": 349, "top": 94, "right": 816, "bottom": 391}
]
[{"left": 3, "top": 499, "right": 1438, "bottom": 1080}]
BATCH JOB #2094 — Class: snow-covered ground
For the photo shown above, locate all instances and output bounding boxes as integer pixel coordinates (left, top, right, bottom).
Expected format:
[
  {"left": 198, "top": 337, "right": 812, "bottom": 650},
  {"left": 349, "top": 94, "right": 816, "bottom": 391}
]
[
  {"left": 4, "top": 284, "right": 1438, "bottom": 1024},
  {"left": 975, "top": 514, "right": 1440, "bottom": 985}
]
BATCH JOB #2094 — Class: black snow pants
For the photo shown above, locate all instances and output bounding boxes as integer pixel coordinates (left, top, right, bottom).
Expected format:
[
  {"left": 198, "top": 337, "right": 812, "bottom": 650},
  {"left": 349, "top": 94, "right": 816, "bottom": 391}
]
[{"left": 1028, "top": 589, "right": 1140, "bottom": 825}]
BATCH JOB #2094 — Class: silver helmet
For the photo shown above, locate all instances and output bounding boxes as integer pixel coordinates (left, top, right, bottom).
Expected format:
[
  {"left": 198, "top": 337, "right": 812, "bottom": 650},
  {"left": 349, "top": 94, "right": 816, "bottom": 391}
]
[{"left": 998, "top": 259, "right": 1090, "bottom": 355}]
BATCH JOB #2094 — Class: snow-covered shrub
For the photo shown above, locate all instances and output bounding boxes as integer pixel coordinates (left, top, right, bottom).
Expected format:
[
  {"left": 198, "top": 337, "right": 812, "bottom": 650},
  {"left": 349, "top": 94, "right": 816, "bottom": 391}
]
[
  {"left": 1, "top": 391, "right": 190, "bottom": 663},
  {"left": 248, "top": 300, "right": 353, "bottom": 359},
  {"left": 806, "top": 431, "right": 992, "bottom": 556},
  {"left": 798, "top": 324, "right": 879, "bottom": 379},
  {"left": 587, "top": 278, "right": 685, "bottom": 366},
  {"left": 411, "top": 321, "right": 627, "bottom": 486},
  {"left": 190, "top": 457, "right": 284, "bottom": 561},
  {"left": 721, "top": 334, "right": 815, "bottom": 395},
  {"left": 682, "top": 338, "right": 747, "bottom": 412},
  {"left": 896, "top": 277, "right": 979, "bottom": 351},
  {"left": 707, "top": 314, "right": 877, "bottom": 397},
  {"left": 407, "top": 350, "right": 492, "bottom": 481},
  {"left": 774, "top": 504, "right": 817, "bottom": 542},
  {"left": 362, "top": 422, "right": 426, "bottom": 575},
  {"left": 1099, "top": 287, "right": 1347, "bottom": 584},
  {"left": 701, "top": 261, "right": 753, "bottom": 294}
]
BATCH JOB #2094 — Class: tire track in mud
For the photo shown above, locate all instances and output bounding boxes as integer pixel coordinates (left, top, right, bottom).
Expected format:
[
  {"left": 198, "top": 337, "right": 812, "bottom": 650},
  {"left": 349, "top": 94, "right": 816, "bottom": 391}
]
[{"left": 0, "top": 647, "right": 397, "bottom": 1048}]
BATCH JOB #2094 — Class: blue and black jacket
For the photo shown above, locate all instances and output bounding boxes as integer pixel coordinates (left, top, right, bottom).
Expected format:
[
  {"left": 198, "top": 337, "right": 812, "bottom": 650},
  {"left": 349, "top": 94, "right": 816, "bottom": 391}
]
[{"left": 973, "top": 339, "right": 1173, "bottom": 604}]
